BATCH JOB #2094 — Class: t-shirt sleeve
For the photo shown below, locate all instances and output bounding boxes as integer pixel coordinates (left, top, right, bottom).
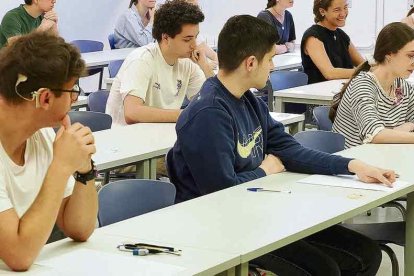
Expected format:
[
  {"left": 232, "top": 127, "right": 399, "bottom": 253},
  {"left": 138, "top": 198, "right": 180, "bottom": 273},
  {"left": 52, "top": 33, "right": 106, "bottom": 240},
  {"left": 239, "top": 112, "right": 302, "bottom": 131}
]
[
  {"left": 186, "top": 62, "right": 206, "bottom": 99},
  {"left": 1, "top": 12, "right": 24, "bottom": 40},
  {"left": 119, "top": 58, "right": 153, "bottom": 102},
  {"left": 257, "top": 10, "right": 274, "bottom": 26},
  {"left": 348, "top": 77, "right": 385, "bottom": 143},
  {"left": 0, "top": 171, "right": 13, "bottom": 214},
  {"left": 288, "top": 12, "right": 296, "bottom": 41}
]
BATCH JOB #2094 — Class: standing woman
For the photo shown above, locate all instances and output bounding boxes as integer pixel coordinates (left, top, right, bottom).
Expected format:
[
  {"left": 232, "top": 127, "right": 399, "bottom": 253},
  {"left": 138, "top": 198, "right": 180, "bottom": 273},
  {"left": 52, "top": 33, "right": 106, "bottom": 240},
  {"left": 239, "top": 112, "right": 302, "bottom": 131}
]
[
  {"left": 331, "top": 22, "right": 414, "bottom": 148},
  {"left": 301, "top": 0, "right": 364, "bottom": 84},
  {"left": 113, "top": 0, "right": 156, "bottom": 49},
  {"left": 401, "top": 7, "right": 414, "bottom": 29},
  {"left": 257, "top": 0, "right": 296, "bottom": 54}
]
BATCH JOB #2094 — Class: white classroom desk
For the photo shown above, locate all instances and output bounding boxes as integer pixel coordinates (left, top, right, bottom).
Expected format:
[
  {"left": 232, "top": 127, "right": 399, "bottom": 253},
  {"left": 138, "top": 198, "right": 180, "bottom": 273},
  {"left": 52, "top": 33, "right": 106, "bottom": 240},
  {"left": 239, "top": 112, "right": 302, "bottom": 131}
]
[
  {"left": 274, "top": 79, "right": 347, "bottom": 112},
  {"left": 93, "top": 123, "right": 177, "bottom": 180},
  {"left": 272, "top": 52, "right": 302, "bottom": 71},
  {"left": 99, "top": 144, "right": 414, "bottom": 275},
  {"left": 70, "top": 95, "right": 88, "bottom": 110},
  {"left": 270, "top": 112, "right": 304, "bottom": 134},
  {"left": 82, "top": 48, "right": 135, "bottom": 70}
]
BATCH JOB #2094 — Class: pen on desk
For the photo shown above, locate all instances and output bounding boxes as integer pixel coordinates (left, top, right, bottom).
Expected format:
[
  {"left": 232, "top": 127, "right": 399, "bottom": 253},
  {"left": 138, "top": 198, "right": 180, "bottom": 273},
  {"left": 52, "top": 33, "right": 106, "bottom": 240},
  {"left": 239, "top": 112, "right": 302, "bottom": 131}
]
[{"left": 247, "top": 187, "right": 291, "bottom": 194}]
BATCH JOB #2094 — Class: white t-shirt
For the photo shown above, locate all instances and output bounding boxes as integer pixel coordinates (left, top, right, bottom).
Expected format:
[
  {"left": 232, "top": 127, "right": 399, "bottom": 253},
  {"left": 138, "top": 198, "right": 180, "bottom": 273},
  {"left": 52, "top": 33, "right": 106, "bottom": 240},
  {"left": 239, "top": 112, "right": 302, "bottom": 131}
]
[
  {"left": 106, "top": 43, "right": 206, "bottom": 127},
  {"left": 0, "top": 128, "right": 75, "bottom": 218}
]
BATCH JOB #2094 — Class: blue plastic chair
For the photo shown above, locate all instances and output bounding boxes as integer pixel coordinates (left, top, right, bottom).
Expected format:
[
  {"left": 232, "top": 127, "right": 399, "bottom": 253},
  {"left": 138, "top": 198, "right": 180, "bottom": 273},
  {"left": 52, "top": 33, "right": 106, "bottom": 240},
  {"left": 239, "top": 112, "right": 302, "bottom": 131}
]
[
  {"left": 87, "top": 90, "right": 110, "bottom": 113},
  {"left": 68, "top": 111, "right": 112, "bottom": 132},
  {"left": 294, "top": 130, "right": 404, "bottom": 276},
  {"left": 108, "top": 59, "right": 124, "bottom": 78},
  {"left": 269, "top": 71, "right": 308, "bottom": 114},
  {"left": 313, "top": 106, "right": 333, "bottom": 131},
  {"left": 293, "top": 130, "right": 345, "bottom": 154},
  {"left": 98, "top": 179, "right": 176, "bottom": 226},
  {"left": 71, "top": 40, "right": 105, "bottom": 89},
  {"left": 108, "top": 33, "right": 116, "bottom": 50}
]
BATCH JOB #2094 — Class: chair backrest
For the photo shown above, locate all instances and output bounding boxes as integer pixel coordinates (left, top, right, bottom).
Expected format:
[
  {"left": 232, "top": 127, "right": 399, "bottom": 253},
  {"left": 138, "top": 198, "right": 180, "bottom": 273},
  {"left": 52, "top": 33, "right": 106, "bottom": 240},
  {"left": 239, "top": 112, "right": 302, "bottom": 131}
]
[
  {"left": 313, "top": 106, "right": 333, "bottom": 131},
  {"left": 71, "top": 40, "right": 104, "bottom": 53},
  {"left": 87, "top": 90, "right": 110, "bottom": 113},
  {"left": 269, "top": 71, "right": 308, "bottom": 91},
  {"left": 108, "top": 34, "right": 116, "bottom": 50},
  {"left": 68, "top": 111, "right": 112, "bottom": 132},
  {"left": 293, "top": 130, "right": 345, "bottom": 153},
  {"left": 108, "top": 59, "right": 124, "bottom": 78},
  {"left": 98, "top": 179, "right": 176, "bottom": 226}
]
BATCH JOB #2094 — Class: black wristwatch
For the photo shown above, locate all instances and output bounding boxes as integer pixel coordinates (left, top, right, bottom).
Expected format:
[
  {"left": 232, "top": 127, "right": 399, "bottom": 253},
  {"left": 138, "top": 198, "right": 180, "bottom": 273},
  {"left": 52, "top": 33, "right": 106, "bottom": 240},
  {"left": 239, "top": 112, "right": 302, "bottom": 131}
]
[{"left": 74, "top": 160, "right": 97, "bottom": 185}]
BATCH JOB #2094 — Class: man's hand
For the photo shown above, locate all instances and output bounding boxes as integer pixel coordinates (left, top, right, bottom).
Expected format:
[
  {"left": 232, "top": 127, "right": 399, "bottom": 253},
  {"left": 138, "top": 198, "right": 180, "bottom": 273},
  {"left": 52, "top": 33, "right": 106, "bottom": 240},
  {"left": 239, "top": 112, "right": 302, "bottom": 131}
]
[
  {"left": 53, "top": 115, "right": 96, "bottom": 175},
  {"left": 259, "top": 154, "right": 286, "bottom": 176},
  {"left": 348, "top": 159, "right": 396, "bottom": 187}
]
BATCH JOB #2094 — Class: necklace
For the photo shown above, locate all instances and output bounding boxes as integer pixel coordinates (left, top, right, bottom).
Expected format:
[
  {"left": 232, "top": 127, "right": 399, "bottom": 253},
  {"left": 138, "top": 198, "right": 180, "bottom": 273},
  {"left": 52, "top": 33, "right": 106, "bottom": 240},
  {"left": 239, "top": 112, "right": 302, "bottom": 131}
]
[{"left": 272, "top": 7, "right": 285, "bottom": 29}]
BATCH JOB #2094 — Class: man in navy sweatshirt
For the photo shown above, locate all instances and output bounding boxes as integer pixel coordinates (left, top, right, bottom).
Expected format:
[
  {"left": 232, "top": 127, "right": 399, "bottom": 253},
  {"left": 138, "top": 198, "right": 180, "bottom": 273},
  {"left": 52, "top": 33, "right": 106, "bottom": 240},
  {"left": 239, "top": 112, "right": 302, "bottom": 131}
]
[{"left": 167, "top": 15, "right": 394, "bottom": 276}]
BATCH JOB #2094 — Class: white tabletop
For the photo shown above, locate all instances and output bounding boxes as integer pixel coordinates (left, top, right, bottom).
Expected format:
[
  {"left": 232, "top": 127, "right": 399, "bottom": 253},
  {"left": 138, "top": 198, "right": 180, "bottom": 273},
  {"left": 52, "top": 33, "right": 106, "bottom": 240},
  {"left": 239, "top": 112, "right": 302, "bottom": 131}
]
[
  {"left": 273, "top": 79, "right": 347, "bottom": 100},
  {"left": 93, "top": 123, "right": 176, "bottom": 171},
  {"left": 100, "top": 144, "right": 414, "bottom": 266},
  {"left": 5, "top": 230, "right": 239, "bottom": 276},
  {"left": 270, "top": 112, "right": 305, "bottom": 126},
  {"left": 82, "top": 48, "right": 135, "bottom": 68},
  {"left": 272, "top": 52, "right": 302, "bottom": 71},
  {"left": 71, "top": 95, "right": 88, "bottom": 109}
]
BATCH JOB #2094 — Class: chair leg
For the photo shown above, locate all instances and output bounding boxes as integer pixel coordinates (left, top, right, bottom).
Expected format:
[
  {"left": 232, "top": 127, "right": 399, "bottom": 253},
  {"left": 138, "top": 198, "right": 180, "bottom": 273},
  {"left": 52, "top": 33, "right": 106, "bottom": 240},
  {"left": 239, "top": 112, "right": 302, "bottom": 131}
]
[
  {"left": 382, "top": 201, "right": 407, "bottom": 220},
  {"left": 98, "top": 70, "right": 103, "bottom": 90},
  {"left": 379, "top": 244, "right": 399, "bottom": 276}
]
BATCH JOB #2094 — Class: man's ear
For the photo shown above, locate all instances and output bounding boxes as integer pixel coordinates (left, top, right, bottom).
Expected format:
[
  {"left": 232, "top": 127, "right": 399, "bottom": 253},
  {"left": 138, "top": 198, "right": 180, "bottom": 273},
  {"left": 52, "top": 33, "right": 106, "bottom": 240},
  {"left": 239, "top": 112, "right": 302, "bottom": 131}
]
[
  {"left": 245, "top": 56, "right": 257, "bottom": 72},
  {"left": 36, "top": 88, "right": 53, "bottom": 110}
]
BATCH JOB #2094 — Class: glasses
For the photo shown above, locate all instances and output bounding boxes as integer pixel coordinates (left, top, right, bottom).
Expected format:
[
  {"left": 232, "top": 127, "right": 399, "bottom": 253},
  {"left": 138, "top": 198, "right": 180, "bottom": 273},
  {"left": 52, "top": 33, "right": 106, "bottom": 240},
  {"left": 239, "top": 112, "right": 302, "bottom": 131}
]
[{"left": 50, "top": 84, "right": 81, "bottom": 102}]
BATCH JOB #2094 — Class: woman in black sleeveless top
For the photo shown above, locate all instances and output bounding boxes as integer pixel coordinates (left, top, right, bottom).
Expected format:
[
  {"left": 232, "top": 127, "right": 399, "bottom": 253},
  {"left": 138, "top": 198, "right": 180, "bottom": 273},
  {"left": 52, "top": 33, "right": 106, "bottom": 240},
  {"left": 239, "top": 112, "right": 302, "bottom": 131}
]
[
  {"left": 301, "top": 0, "right": 364, "bottom": 84},
  {"left": 257, "top": 0, "right": 296, "bottom": 54}
]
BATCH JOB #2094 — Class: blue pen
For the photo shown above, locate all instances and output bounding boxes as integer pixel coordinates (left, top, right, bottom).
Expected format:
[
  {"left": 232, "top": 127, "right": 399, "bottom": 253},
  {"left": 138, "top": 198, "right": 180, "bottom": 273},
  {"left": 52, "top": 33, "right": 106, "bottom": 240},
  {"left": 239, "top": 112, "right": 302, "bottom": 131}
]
[{"left": 247, "top": 187, "right": 291, "bottom": 194}]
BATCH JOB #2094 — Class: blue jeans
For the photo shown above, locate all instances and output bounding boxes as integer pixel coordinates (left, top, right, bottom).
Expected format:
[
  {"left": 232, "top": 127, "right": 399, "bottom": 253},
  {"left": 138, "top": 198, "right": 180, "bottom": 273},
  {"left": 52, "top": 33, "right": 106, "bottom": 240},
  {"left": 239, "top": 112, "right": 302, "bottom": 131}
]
[{"left": 252, "top": 225, "right": 382, "bottom": 276}]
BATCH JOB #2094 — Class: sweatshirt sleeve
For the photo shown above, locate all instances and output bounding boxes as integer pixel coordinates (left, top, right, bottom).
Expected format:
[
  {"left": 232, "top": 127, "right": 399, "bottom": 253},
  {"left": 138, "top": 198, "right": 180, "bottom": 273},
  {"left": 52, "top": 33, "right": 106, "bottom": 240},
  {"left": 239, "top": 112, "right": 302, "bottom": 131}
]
[
  {"left": 265, "top": 113, "right": 353, "bottom": 175},
  {"left": 178, "top": 108, "right": 266, "bottom": 195}
]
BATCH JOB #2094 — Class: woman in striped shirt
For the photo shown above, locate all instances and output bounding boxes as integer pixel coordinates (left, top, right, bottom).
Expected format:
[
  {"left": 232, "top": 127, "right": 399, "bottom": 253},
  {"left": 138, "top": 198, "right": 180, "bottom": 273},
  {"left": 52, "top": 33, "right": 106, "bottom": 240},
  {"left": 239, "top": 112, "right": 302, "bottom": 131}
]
[{"left": 331, "top": 22, "right": 414, "bottom": 148}]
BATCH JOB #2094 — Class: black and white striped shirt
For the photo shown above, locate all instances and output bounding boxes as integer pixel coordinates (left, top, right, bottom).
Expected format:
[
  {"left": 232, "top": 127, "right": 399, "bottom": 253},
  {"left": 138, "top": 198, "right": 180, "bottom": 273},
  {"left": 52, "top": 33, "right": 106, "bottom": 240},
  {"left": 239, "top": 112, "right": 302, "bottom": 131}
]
[{"left": 332, "top": 71, "right": 414, "bottom": 148}]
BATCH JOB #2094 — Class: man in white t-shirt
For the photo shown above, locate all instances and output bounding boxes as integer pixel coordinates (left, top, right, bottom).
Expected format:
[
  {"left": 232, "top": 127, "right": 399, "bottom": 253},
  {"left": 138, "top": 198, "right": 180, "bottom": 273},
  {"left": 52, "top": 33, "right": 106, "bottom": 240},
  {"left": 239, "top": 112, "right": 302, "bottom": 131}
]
[
  {"left": 106, "top": 0, "right": 214, "bottom": 126},
  {"left": 0, "top": 32, "right": 98, "bottom": 271}
]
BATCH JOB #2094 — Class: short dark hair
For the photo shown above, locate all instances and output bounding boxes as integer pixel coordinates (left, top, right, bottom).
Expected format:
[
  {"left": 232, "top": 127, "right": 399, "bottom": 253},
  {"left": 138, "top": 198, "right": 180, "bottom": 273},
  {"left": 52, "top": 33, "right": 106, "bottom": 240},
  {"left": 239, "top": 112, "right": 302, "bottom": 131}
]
[
  {"left": 129, "top": 0, "right": 137, "bottom": 8},
  {"left": 24, "top": 0, "right": 33, "bottom": 4},
  {"left": 217, "top": 15, "right": 278, "bottom": 72},
  {"left": 408, "top": 7, "right": 414, "bottom": 17},
  {"left": 330, "top": 22, "right": 414, "bottom": 121},
  {"left": 152, "top": 0, "right": 204, "bottom": 42},
  {"left": 313, "top": 0, "right": 335, "bottom": 23},
  {"left": 0, "top": 32, "right": 86, "bottom": 104}
]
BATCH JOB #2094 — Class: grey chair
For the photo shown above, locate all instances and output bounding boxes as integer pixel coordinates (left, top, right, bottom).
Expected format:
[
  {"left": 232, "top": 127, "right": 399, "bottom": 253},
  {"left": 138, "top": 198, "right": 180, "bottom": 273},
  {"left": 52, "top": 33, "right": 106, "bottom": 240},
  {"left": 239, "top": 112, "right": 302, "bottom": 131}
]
[
  {"left": 294, "top": 130, "right": 404, "bottom": 276},
  {"left": 87, "top": 90, "right": 110, "bottom": 113},
  {"left": 98, "top": 179, "right": 176, "bottom": 226},
  {"left": 269, "top": 71, "right": 308, "bottom": 114},
  {"left": 313, "top": 106, "right": 333, "bottom": 131},
  {"left": 68, "top": 111, "right": 112, "bottom": 132}
]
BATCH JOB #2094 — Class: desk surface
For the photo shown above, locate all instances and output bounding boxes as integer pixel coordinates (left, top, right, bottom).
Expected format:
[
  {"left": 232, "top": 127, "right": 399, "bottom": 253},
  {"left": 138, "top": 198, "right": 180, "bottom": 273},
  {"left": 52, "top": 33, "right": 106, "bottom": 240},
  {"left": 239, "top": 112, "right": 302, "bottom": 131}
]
[
  {"left": 71, "top": 95, "right": 88, "bottom": 109},
  {"left": 272, "top": 52, "right": 302, "bottom": 71},
  {"left": 82, "top": 48, "right": 134, "bottom": 68},
  {"left": 100, "top": 144, "right": 414, "bottom": 264},
  {"left": 93, "top": 123, "right": 177, "bottom": 171},
  {"left": 273, "top": 79, "right": 347, "bottom": 100}
]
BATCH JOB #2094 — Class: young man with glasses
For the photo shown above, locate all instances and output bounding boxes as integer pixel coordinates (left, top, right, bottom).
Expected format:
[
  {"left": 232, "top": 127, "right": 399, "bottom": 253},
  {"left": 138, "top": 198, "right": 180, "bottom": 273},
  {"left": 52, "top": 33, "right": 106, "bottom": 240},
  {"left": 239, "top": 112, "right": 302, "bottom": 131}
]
[
  {"left": 106, "top": 0, "right": 214, "bottom": 126},
  {"left": 0, "top": 32, "right": 97, "bottom": 271}
]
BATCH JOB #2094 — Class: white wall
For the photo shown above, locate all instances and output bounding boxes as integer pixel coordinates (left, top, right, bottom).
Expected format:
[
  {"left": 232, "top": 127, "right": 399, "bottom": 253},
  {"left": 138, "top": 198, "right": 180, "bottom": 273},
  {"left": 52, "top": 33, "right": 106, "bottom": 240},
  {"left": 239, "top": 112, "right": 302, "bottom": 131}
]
[{"left": 0, "top": 0, "right": 412, "bottom": 90}]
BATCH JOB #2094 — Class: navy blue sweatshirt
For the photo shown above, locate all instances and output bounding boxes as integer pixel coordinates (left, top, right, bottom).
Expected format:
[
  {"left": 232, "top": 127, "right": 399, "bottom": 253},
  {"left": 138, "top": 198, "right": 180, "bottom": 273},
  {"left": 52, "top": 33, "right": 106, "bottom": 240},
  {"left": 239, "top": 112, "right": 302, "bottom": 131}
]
[{"left": 169, "top": 76, "right": 352, "bottom": 203}]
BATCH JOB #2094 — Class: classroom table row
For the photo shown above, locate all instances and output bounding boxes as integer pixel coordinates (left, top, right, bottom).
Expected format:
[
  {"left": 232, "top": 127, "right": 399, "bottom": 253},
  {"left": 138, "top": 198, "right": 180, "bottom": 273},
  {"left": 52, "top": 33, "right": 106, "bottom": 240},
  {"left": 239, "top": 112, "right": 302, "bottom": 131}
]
[{"left": 3, "top": 144, "right": 412, "bottom": 275}]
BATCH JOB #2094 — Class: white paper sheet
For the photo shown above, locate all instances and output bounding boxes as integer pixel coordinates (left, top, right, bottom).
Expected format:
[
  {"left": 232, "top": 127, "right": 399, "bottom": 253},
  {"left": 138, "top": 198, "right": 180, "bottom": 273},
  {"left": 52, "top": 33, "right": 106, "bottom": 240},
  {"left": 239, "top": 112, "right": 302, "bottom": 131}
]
[
  {"left": 36, "top": 248, "right": 186, "bottom": 276},
  {"left": 298, "top": 175, "right": 409, "bottom": 192}
]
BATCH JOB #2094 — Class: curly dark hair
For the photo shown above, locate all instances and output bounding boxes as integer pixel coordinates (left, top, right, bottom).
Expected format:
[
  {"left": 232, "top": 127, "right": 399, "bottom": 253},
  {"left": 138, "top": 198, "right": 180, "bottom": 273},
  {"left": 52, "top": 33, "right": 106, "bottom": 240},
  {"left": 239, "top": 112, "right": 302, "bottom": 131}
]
[
  {"left": 152, "top": 0, "right": 204, "bottom": 42},
  {"left": 24, "top": 0, "right": 33, "bottom": 4},
  {"left": 218, "top": 15, "right": 278, "bottom": 72},
  {"left": 0, "top": 32, "right": 86, "bottom": 104}
]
